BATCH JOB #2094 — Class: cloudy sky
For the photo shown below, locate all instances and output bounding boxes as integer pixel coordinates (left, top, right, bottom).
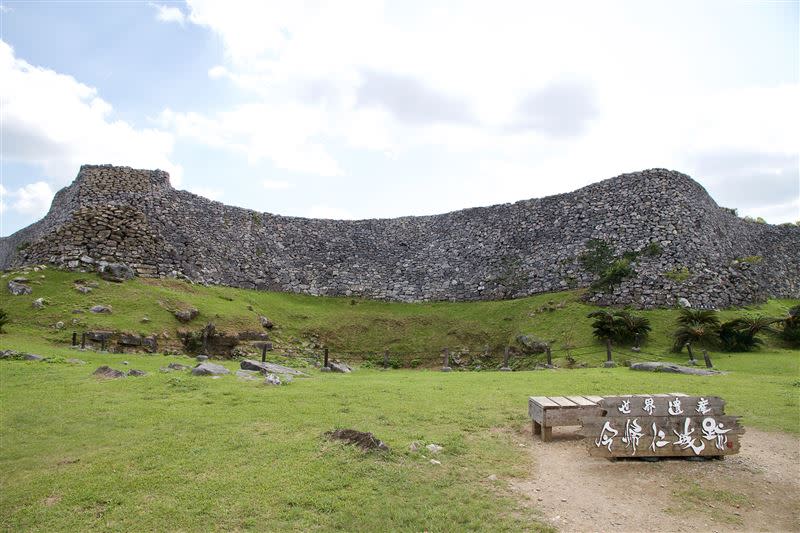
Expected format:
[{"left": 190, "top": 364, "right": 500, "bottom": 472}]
[{"left": 0, "top": 0, "right": 798, "bottom": 236}]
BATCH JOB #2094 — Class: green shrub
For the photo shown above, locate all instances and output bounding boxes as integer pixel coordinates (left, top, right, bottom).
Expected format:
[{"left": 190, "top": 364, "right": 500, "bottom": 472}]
[
  {"left": 579, "top": 239, "right": 637, "bottom": 291},
  {"left": 587, "top": 310, "right": 650, "bottom": 344},
  {"left": 779, "top": 306, "right": 800, "bottom": 348},
  {"left": 642, "top": 242, "right": 663, "bottom": 257},
  {"left": 671, "top": 308, "right": 720, "bottom": 352},
  {"left": 664, "top": 266, "right": 691, "bottom": 283}
]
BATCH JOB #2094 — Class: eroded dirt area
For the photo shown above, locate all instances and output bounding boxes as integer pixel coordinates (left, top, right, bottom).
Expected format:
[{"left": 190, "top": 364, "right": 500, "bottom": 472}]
[{"left": 510, "top": 426, "right": 799, "bottom": 532}]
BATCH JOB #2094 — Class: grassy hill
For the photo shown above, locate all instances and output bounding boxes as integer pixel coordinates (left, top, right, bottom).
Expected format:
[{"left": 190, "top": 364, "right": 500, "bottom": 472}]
[{"left": 1, "top": 267, "right": 798, "bottom": 368}]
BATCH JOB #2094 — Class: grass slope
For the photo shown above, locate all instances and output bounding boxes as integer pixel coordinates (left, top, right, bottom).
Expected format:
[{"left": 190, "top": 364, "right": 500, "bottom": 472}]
[{"left": 2, "top": 268, "right": 798, "bottom": 367}]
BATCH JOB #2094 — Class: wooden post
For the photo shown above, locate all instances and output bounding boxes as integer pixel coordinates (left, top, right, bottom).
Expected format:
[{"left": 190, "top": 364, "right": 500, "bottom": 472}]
[
  {"left": 320, "top": 347, "right": 331, "bottom": 372},
  {"left": 603, "top": 338, "right": 615, "bottom": 367},
  {"left": 686, "top": 342, "right": 696, "bottom": 365},
  {"left": 71, "top": 331, "right": 77, "bottom": 346},
  {"left": 441, "top": 348, "right": 452, "bottom": 372},
  {"left": 546, "top": 345, "right": 552, "bottom": 366},
  {"left": 703, "top": 349, "right": 713, "bottom": 368},
  {"left": 383, "top": 350, "right": 389, "bottom": 370},
  {"left": 261, "top": 343, "right": 267, "bottom": 363},
  {"left": 100, "top": 337, "right": 106, "bottom": 352},
  {"left": 80, "top": 332, "right": 86, "bottom": 349},
  {"left": 500, "top": 346, "right": 511, "bottom": 371}
]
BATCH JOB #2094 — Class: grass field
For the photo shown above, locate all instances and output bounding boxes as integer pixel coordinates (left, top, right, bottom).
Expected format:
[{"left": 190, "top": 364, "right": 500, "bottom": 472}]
[{"left": 1, "top": 269, "right": 798, "bottom": 531}]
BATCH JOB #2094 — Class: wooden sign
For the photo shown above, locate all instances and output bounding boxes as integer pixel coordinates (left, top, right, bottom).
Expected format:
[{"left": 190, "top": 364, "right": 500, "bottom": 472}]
[{"left": 579, "top": 395, "right": 744, "bottom": 458}]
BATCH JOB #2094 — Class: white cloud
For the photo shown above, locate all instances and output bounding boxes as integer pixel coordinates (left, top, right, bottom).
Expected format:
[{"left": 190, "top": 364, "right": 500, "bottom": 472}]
[
  {"left": 262, "top": 179, "right": 291, "bottom": 190},
  {"left": 0, "top": 39, "right": 181, "bottom": 187},
  {"left": 149, "top": 2, "right": 186, "bottom": 25},
  {"left": 2, "top": 181, "right": 54, "bottom": 217},
  {"left": 208, "top": 65, "right": 228, "bottom": 79},
  {"left": 307, "top": 205, "right": 355, "bottom": 220}
]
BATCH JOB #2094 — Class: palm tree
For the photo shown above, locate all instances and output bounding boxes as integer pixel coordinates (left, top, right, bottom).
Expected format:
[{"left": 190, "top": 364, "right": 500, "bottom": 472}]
[
  {"left": 779, "top": 306, "right": 800, "bottom": 347},
  {"left": 672, "top": 308, "right": 720, "bottom": 352},
  {"left": 588, "top": 310, "right": 650, "bottom": 344},
  {"left": 719, "top": 315, "right": 780, "bottom": 352}
]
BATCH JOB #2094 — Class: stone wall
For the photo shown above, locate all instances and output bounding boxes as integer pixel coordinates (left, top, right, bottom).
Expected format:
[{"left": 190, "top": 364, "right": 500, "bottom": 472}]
[{"left": 2, "top": 164, "right": 798, "bottom": 308}]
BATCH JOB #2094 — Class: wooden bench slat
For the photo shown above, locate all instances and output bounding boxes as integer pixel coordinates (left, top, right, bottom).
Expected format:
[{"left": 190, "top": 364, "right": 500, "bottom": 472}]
[
  {"left": 584, "top": 395, "right": 604, "bottom": 403},
  {"left": 529, "top": 396, "right": 560, "bottom": 407},
  {"left": 567, "top": 396, "right": 596, "bottom": 406},
  {"left": 549, "top": 396, "right": 579, "bottom": 407}
]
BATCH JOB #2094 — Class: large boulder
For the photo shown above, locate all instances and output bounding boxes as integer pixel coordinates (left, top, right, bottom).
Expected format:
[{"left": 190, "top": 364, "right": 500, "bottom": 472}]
[
  {"left": 328, "top": 361, "right": 352, "bottom": 373},
  {"left": 7, "top": 280, "right": 32, "bottom": 296},
  {"left": 240, "top": 359, "right": 308, "bottom": 376},
  {"left": 92, "top": 365, "right": 126, "bottom": 379},
  {"left": 516, "top": 334, "right": 549, "bottom": 354},
  {"left": 191, "top": 362, "right": 230, "bottom": 376},
  {"left": 174, "top": 308, "right": 199, "bottom": 322},
  {"left": 98, "top": 263, "right": 135, "bottom": 283},
  {"left": 629, "top": 362, "right": 721, "bottom": 376}
]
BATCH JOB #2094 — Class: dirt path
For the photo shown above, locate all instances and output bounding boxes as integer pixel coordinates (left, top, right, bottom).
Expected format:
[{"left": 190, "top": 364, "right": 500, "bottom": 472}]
[{"left": 510, "top": 426, "right": 800, "bottom": 532}]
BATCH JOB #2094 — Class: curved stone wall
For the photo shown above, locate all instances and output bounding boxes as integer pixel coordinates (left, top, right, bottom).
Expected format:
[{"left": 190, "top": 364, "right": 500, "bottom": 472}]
[{"left": 1, "top": 164, "right": 798, "bottom": 308}]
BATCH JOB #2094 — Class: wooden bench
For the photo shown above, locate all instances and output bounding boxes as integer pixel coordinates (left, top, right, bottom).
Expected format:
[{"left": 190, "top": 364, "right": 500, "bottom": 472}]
[{"left": 528, "top": 393, "right": 688, "bottom": 441}]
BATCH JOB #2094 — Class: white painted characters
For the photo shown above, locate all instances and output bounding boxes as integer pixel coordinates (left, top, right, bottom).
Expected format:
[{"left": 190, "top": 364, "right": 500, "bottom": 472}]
[
  {"left": 649, "top": 422, "right": 669, "bottom": 452},
  {"left": 618, "top": 399, "right": 631, "bottom": 414},
  {"left": 701, "top": 417, "right": 732, "bottom": 451},
  {"left": 696, "top": 397, "right": 712, "bottom": 415},
  {"left": 621, "top": 418, "right": 644, "bottom": 455},
  {"left": 673, "top": 417, "right": 705, "bottom": 455},
  {"left": 643, "top": 397, "right": 656, "bottom": 415},
  {"left": 595, "top": 421, "right": 619, "bottom": 452},
  {"left": 668, "top": 398, "right": 684, "bottom": 416}
]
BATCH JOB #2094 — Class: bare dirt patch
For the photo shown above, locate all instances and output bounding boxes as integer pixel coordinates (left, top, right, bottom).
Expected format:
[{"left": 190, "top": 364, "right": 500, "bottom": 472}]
[{"left": 511, "top": 426, "right": 799, "bottom": 532}]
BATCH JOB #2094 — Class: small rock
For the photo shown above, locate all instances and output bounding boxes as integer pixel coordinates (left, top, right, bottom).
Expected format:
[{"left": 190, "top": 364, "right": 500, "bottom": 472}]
[
  {"left": 196, "top": 355, "right": 209, "bottom": 362},
  {"left": 191, "top": 362, "right": 230, "bottom": 376},
  {"left": 678, "top": 297, "right": 692, "bottom": 308},
  {"left": 122, "top": 361, "right": 129, "bottom": 365},
  {"left": 66, "top": 358, "right": 86, "bottom": 364},
  {"left": 430, "top": 459, "right": 441, "bottom": 465},
  {"left": 127, "top": 369, "right": 146, "bottom": 377},
  {"left": 7, "top": 280, "right": 32, "bottom": 295},
  {"left": 487, "top": 474, "right": 498, "bottom": 481},
  {"left": 141, "top": 316, "right": 150, "bottom": 323},
  {"left": 32, "top": 297, "right": 47, "bottom": 309},
  {"left": 259, "top": 315, "right": 274, "bottom": 329},
  {"left": 167, "top": 362, "right": 191, "bottom": 371},
  {"left": 235, "top": 369, "right": 260, "bottom": 381},
  {"left": 98, "top": 262, "right": 135, "bottom": 283},
  {"left": 24, "top": 354, "right": 44, "bottom": 361},
  {"left": 55, "top": 321, "right": 65, "bottom": 329},
  {"left": 426, "top": 443, "right": 443, "bottom": 454},
  {"left": 264, "top": 373, "right": 282, "bottom": 386},
  {"left": 409, "top": 441, "right": 423, "bottom": 452},
  {"left": 92, "top": 365, "right": 126, "bottom": 379},
  {"left": 90, "top": 305, "right": 112, "bottom": 314},
  {"left": 174, "top": 308, "right": 199, "bottom": 322},
  {"left": 75, "top": 285, "right": 92, "bottom": 294}
]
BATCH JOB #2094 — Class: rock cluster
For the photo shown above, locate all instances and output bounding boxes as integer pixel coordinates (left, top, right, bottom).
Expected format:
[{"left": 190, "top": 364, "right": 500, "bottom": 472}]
[{"left": 1, "top": 164, "right": 798, "bottom": 308}]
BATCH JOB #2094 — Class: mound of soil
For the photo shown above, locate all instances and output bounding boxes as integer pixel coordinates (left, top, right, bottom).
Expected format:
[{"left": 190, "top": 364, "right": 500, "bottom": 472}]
[{"left": 326, "top": 429, "right": 389, "bottom": 451}]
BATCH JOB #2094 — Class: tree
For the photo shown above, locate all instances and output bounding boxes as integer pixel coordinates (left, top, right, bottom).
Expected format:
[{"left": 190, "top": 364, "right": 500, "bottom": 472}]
[
  {"left": 672, "top": 308, "right": 720, "bottom": 352},
  {"left": 588, "top": 310, "right": 650, "bottom": 344},
  {"left": 779, "top": 305, "right": 800, "bottom": 348},
  {"left": 719, "top": 316, "right": 780, "bottom": 352}
]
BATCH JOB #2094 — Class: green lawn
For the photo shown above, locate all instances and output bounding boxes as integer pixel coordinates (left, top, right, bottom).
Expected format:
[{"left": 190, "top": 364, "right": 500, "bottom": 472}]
[{"left": 1, "top": 343, "right": 797, "bottom": 531}]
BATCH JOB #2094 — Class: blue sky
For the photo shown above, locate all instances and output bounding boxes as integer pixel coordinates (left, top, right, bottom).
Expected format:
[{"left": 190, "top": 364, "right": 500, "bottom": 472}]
[{"left": 1, "top": 0, "right": 798, "bottom": 236}]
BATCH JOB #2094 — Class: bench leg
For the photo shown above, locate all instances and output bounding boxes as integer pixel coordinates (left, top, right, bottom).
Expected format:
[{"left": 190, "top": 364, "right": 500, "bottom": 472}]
[
  {"left": 532, "top": 420, "right": 542, "bottom": 437},
  {"left": 542, "top": 425, "right": 552, "bottom": 442}
]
